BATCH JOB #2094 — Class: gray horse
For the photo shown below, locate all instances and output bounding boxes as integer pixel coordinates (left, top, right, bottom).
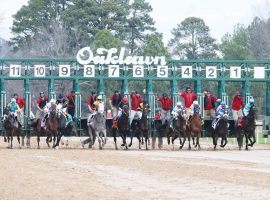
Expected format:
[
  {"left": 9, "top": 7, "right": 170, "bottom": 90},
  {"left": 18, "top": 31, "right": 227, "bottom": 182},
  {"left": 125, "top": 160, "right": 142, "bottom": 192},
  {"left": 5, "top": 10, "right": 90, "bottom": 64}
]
[{"left": 82, "top": 102, "right": 107, "bottom": 149}]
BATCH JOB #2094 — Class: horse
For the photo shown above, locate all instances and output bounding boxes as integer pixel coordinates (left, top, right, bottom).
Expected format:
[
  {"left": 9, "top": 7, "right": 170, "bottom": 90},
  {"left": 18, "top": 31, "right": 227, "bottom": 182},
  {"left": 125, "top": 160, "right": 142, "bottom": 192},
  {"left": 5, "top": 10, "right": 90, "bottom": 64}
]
[
  {"left": 212, "top": 110, "right": 229, "bottom": 150},
  {"left": 186, "top": 110, "right": 202, "bottom": 150},
  {"left": 129, "top": 105, "right": 150, "bottom": 150},
  {"left": 31, "top": 110, "right": 46, "bottom": 149},
  {"left": 52, "top": 104, "right": 69, "bottom": 149},
  {"left": 112, "top": 105, "right": 129, "bottom": 150},
  {"left": 2, "top": 108, "right": 22, "bottom": 149},
  {"left": 84, "top": 102, "right": 107, "bottom": 150},
  {"left": 237, "top": 105, "right": 257, "bottom": 150},
  {"left": 45, "top": 104, "right": 58, "bottom": 148},
  {"left": 170, "top": 109, "right": 187, "bottom": 150}
]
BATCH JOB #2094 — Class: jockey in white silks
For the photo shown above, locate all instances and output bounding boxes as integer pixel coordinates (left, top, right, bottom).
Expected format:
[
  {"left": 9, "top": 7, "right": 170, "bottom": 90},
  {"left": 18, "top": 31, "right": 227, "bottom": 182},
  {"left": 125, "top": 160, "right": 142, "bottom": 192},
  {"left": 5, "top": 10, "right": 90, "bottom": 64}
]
[
  {"left": 41, "top": 99, "right": 56, "bottom": 127},
  {"left": 56, "top": 95, "right": 73, "bottom": 127},
  {"left": 170, "top": 102, "right": 185, "bottom": 127}
]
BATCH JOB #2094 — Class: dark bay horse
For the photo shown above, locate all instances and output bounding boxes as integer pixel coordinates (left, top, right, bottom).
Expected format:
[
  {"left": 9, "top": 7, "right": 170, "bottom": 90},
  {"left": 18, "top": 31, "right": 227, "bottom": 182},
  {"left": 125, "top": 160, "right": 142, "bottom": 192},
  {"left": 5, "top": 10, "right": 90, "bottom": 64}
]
[
  {"left": 32, "top": 117, "right": 46, "bottom": 149},
  {"left": 112, "top": 105, "right": 129, "bottom": 150},
  {"left": 129, "top": 105, "right": 150, "bottom": 150},
  {"left": 170, "top": 109, "right": 187, "bottom": 150},
  {"left": 2, "top": 108, "right": 22, "bottom": 149},
  {"left": 186, "top": 110, "right": 202, "bottom": 150},
  {"left": 237, "top": 105, "right": 257, "bottom": 150},
  {"left": 212, "top": 110, "right": 229, "bottom": 150},
  {"left": 45, "top": 104, "right": 58, "bottom": 148},
  {"left": 52, "top": 104, "right": 68, "bottom": 149}
]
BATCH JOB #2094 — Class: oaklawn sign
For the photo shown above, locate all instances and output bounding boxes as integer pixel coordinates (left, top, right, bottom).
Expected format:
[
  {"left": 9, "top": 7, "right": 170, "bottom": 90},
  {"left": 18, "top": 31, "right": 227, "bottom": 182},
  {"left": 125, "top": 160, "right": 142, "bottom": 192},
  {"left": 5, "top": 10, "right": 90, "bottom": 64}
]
[{"left": 76, "top": 47, "right": 166, "bottom": 66}]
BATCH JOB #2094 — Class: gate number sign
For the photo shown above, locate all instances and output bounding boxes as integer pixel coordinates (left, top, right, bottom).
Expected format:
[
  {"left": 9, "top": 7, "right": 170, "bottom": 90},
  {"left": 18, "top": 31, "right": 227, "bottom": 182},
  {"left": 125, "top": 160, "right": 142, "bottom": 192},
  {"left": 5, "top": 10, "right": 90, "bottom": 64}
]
[{"left": 6, "top": 64, "right": 267, "bottom": 79}]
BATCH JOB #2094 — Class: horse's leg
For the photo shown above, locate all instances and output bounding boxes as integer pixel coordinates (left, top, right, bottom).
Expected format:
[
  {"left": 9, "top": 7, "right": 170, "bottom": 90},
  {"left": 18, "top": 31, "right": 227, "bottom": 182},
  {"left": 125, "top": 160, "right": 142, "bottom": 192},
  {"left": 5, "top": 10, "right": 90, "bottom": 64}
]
[
  {"left": 192, "top": 136, "right": 195, "bottom": 146},
  {"left": 97, "top": 132, "right": 102, "bottom": 150},
  {"left": 245, "top": 133, "right": 249, "bottom": 150},
  {"left": 46, "top": 131, "right": 51, "bottom": 148},
  {"left": 195, "top": 136, "right": 200, "bottom": 149},
  {"left": 248, "top": 134, "right": 256, "bottom": 147},
  {"left": 179, "top": 132, "right": 186, "bottom": 150},
  {"left": 112, "top": 128, "right": 118, "bottom": 150},
  {"left": 128, "top": 128, "right": 133, "bottom": 147},
  {"left": 172, "top": 132, "right": 178, "bottom": 150},
  {"left": 188, "top": 135, "right": 191, "bottom": 150},
  {"left": 16, "top": 129, "right": 21, "bottom": 148},
  {"left": 37, "top": 130, "right": 40, "bottom": 149},
  {"left": 11, "top": 129, "right": 14, "bottom": 149},
  {"left": 145, "top": 131, "right": 148, "bottom": 151},
  {"left": 222, "top": 136, "right": 228, "bottom": 148},
  {"left": 236, "top": 128, "right": 243, "bottom": 150}
]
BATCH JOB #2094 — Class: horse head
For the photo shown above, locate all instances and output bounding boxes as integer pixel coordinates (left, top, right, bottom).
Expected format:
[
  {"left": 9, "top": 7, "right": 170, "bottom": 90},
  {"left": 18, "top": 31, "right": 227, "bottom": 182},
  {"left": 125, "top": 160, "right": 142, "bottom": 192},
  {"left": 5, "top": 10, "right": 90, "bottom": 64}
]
[
  {"left": 221, "top": 109, "right": 229, "bottom": 120},
  {"left": 122, "top": 105, "right": 129, "bottom": 117}
]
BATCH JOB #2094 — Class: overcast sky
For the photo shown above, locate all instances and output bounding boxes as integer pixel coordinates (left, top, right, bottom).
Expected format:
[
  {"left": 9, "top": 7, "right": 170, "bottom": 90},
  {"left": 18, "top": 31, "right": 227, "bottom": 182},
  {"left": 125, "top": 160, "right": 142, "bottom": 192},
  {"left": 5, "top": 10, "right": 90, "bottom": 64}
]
[{"left": 0, "top": 0, "right": 267, "bottom": 44}]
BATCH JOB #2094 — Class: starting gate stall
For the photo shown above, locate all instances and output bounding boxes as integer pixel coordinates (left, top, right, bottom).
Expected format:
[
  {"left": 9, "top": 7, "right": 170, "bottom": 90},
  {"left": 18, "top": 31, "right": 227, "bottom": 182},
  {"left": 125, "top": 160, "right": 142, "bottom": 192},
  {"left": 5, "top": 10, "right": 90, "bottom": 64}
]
[{"left": 0, "top": 47, "right": 270, "bottom": 137}]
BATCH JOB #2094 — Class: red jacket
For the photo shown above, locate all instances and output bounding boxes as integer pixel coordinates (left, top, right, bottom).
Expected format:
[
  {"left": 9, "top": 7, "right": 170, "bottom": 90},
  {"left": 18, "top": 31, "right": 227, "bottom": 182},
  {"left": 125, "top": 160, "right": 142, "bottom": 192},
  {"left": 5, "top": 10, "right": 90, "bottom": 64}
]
[
  {"left": 181, "top": 92, "right": 197, "bottom": 108},
  {"left": 232, "top": 95, "right": 245, "bottom": 110},
  {"left": 204, "top": 95, "right": 218, "bottom": 110},
  {"left": 16, "top": 97, "right": 25, "bottom": 109},
  {"left": 87, "top": 96, "right": 96, "bottom": 107},
  {"left": 157, "top": 97, "right": 173, "bottom": 110},
  {"left": 131, "top": 92, "right": 143, "bottom": 111}
]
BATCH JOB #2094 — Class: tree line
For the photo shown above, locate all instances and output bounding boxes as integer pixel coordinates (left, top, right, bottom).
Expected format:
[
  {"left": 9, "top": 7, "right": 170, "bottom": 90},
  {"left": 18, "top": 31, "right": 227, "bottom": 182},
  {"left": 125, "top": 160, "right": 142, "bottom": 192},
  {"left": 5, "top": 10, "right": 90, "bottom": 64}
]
[{"left": 4, "top": 0, "right": 270, "bottom": 115}]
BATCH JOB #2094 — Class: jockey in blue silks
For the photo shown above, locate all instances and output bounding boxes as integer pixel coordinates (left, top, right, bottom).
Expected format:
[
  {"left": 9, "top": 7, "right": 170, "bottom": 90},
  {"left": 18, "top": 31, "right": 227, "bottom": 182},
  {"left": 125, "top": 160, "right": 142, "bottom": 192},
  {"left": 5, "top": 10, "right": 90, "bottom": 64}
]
[
  {"left": 212, "top": 101, "right": 231, "bottom": 129},
  {"left": 243, "top": 98, "right": 255, "bottom": 117},
  {"left": 7, "top": 98, "right": 20, "bottom": 113}
]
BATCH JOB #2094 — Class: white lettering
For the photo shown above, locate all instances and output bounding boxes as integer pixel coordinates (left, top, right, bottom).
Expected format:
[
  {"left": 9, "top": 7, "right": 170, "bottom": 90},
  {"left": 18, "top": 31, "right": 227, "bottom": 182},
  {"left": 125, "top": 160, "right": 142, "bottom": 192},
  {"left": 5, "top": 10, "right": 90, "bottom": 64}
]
[{"left": 76, "top": 47, "right": 166, "bottom": 66}]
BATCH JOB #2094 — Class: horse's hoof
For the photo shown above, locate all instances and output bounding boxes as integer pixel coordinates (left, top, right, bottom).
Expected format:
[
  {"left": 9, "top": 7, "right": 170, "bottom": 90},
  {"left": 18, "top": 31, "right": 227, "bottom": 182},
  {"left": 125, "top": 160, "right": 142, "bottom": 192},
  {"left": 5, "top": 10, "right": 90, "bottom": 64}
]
[
  {"left": 37, "top": 146, "right": 40, "bottom": 149},
  {"left": 128, "top": 144, "right": 132, "bottom": 147},
  {"left": 121, "top": 144, "right": 125, "bottom": 147},
  {"left": 54, "top": 146, "right": 59, "bottom": 150}
]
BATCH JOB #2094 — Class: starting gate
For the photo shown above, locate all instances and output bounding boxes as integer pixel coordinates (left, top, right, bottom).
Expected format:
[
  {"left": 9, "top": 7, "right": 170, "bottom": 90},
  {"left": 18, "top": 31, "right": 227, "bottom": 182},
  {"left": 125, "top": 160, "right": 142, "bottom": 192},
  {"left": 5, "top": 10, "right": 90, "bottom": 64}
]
[{"left": 1, "top": 57, "right": 270, "bottom": 132}]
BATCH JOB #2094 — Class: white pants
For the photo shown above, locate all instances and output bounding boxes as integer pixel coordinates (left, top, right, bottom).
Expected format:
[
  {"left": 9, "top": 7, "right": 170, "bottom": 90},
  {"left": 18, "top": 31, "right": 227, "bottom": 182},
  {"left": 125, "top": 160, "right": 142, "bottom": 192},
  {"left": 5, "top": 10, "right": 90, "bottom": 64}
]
[
  {"left": 161, "top": 109, "right": 171, "bottom": 124},
  {"left": 129, "top": 110, "right": 142, "bottom": 125},
  {"left": 185, "top": 107, "right": 192, "bottom": 118}
]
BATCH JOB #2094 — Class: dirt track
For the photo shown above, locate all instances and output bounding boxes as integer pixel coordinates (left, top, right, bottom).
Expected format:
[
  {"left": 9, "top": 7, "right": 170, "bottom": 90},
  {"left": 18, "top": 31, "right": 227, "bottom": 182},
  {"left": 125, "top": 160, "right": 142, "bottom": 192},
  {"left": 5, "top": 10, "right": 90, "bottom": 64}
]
[{"left": 0, "top": 137, "right": 270, "bottom": 200}]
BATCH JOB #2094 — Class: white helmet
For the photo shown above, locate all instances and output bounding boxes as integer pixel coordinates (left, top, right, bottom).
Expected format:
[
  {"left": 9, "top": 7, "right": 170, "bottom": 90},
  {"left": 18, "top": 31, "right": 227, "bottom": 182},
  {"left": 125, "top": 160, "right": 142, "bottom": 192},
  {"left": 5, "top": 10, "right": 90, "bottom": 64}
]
[
  {"left": 50, "top": 99, "right": 56, "bottom": 104},
  {"left": 193, "top": 100, "right": 199, "bottom": 105},
  {"left": 176, "top": 102, "right": 182, "bottom": 107}
]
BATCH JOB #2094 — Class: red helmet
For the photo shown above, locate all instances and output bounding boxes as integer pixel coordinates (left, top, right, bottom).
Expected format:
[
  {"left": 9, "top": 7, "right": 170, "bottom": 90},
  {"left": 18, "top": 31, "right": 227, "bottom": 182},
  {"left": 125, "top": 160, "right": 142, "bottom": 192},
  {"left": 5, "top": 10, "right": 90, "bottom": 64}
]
[{"left": 122, "top": 97, "right": 128, "bottom": 103}]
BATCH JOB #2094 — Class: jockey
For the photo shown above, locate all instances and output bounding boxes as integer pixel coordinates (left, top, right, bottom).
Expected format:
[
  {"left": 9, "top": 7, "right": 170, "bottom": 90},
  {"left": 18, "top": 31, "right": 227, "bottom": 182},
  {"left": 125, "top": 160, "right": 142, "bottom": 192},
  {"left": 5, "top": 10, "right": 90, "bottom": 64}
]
[
  {"left": 243, "top": 98, "right": 255, "bottom": 117},
  {"left": 171, "top": 102, "right": 184, "bottom": 120},
  {"left": 170, "top": 101, "right": 184, "bottom": 127},
  {"left": 212, "top": 101, "right": 230, "bottom": 129},
  {"left": 116, "top": 97, "right": 129, "bottom": 119},
  {"left": 56, "top": 94, "right": 72, "bottom": 126},
  {"left": 188, "top": 100, "right": 202, "bottom": 125},
  {"left": 41, "top": 99, "right": 56, "bottom": 127},
  {"left": 7, "top": 98, "right": 21, "bottom": 123}
]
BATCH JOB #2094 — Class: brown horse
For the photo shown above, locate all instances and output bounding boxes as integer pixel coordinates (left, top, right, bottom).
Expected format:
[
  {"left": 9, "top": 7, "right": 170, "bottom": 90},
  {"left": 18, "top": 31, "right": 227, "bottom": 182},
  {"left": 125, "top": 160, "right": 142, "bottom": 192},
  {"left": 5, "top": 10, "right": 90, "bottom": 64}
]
[
  {"left": 30, "top": 114, "right": 46, "bottom": 149},
  {"left": 45, "top": 104, "right": 58, "bottom": 148},
  {"left": 2, "top": 108, "right": 22, "bottom": 149},
  {"left": 171, "top": 109, "right": 187, "bottom": 150},
  {"left": 186, "top": 111, "right": 202, "bottom": 150}
]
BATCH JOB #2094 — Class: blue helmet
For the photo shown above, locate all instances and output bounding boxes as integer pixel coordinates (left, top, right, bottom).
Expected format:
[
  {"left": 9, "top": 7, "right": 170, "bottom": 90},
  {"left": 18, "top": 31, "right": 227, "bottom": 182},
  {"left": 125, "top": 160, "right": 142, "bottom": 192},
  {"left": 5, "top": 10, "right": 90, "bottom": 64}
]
[
  {"left": 221, "top": 101, "right": 226, "bottom": 105},
  {"left": 249, "top": 98, "right": 254, "bottom": 103}
]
